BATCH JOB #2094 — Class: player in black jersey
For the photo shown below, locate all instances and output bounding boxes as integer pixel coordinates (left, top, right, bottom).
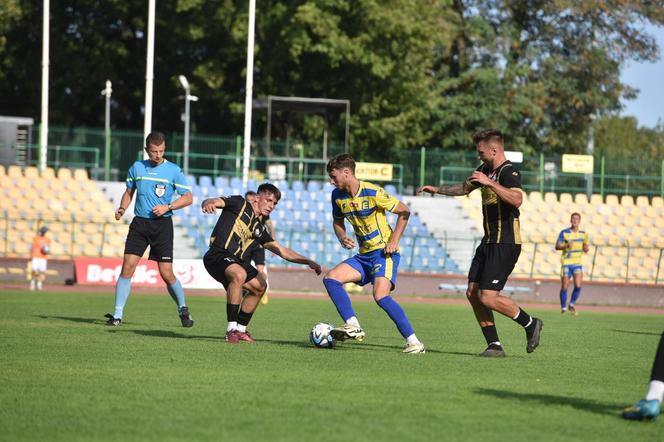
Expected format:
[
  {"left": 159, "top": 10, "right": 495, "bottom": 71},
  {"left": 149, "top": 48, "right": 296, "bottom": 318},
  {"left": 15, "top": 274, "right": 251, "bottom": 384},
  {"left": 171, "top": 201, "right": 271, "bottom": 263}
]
[
  {"left": 418, "top": 129, "right": 542, "bottom": 357},
  {"left": 201, "top": 183, "right": 321, "bottom": 343}
]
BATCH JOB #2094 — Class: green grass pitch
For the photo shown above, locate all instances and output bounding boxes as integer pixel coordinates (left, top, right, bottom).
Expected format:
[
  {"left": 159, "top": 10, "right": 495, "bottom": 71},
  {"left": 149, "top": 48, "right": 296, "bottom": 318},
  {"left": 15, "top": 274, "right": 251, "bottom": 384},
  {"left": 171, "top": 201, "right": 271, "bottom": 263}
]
[{"left": 1, "top": 289, "right": 662, "bottom": 442}]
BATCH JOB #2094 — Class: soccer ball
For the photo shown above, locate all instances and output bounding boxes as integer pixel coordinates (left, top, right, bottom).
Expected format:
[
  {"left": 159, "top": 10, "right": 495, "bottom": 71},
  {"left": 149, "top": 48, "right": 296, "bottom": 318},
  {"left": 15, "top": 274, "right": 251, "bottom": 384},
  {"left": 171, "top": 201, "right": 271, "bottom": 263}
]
[
  {"left": 309, "top": 323, "right": 335, "bottom": 348},
  {"left": 41, "top": 245, "right": 49, "bottom": 254}
]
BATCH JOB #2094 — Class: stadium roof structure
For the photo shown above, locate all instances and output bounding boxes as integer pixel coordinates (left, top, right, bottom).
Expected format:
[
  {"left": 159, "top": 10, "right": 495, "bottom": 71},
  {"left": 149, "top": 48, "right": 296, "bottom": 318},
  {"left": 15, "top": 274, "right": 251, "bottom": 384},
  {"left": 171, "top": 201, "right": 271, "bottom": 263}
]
[{"left": 253, "top": 95, "right": 350, "bottom": 159}]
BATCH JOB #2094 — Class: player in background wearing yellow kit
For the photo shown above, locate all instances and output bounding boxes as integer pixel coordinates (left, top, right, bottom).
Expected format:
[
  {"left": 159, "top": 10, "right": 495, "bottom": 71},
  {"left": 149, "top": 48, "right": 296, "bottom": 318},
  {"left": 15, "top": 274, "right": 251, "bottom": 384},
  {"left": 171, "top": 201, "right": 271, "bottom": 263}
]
[{"left": 555, "top": 212, "right": 589, "bottom": 315}]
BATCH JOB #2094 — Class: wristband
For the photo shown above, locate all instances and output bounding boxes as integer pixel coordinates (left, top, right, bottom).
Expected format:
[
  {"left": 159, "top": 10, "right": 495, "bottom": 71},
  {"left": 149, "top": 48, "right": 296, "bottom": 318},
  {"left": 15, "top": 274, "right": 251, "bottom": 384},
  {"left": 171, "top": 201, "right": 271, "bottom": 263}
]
[{"left": 168, "top": 203, "right": 174, "bottom": 211}]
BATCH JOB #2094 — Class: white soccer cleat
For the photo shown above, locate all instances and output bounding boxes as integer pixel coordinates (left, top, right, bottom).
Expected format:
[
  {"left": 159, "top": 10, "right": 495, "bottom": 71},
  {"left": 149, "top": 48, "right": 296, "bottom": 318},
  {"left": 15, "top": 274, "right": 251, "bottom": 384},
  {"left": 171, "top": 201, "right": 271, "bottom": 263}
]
[
  {"left": 330, "top": 324, "right": 365, "bottom": 342},
  {"left": 402, "top": 342, "right": 426, "bottom": 354}
]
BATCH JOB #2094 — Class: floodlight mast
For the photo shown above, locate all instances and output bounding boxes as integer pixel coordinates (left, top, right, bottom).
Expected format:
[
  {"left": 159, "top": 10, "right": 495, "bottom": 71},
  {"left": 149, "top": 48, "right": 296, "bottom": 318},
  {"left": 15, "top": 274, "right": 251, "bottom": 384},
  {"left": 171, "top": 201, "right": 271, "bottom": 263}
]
[
  {"left": 143, "top": 0, "right": 156, "bottom": 159},
  {"left": 178, "top": 75, "right": 198, "bottom": 176},
  {"left": 242, "top": 0, "right": 256, "bottom": 186},
  {"left": 39, "top": 0, "right": 50, "bottom": 172}
]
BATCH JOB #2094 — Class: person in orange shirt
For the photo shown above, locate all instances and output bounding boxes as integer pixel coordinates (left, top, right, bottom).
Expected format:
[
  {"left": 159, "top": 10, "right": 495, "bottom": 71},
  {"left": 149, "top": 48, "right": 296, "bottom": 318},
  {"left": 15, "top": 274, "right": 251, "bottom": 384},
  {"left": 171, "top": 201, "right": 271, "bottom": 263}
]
[{"left": 30, "top": 226, "right": 51, "bottom": 291}]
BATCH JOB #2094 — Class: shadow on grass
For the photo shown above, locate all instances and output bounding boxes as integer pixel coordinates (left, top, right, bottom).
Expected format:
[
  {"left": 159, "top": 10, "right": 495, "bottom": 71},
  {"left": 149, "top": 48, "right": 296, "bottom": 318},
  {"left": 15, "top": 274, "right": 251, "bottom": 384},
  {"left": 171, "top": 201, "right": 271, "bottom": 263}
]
[
  {"left": 476, "top": 387, "right": 622, "bottom": 416},
  {"left": 116, "top": 329, "right": 223, "bottom": 341},
  {"left": 612, "top": 329, "right": 662, "bottom": 337},
  {"left": 37, "top": 315, "right": 104, "bottom": 325}
]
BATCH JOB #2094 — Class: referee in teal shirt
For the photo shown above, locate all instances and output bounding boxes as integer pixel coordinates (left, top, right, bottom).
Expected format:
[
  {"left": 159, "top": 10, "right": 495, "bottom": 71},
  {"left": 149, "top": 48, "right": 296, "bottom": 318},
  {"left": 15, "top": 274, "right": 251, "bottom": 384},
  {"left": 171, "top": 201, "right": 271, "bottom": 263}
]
[{"left": 105, "top": 132, "right": 194, "bottom": 327}]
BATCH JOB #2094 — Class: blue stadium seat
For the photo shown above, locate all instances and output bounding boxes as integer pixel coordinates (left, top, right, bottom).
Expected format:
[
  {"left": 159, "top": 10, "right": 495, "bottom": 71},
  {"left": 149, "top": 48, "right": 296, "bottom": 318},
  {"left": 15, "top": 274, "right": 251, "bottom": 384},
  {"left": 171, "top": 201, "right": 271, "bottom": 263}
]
[
  {"left": 186, "top": 175, "right": 197, "bottom": 188},
  {"left": 199, "top": 175, "right": 213, "bottom": 188},
  {"left": 215, "top": 176, "right": 229, "bottom": 188},
  {"left": 292, "top": 180, "right": 305, "bottom": 192},
  {"left": 307, "top": 181, "right": 321, "bottom": 192},
  {"left": 230, "top": 177, "right": 243, "bottom": 189},
  {"left": 385, "top": 184, "right": 398, "bottom": 195}
]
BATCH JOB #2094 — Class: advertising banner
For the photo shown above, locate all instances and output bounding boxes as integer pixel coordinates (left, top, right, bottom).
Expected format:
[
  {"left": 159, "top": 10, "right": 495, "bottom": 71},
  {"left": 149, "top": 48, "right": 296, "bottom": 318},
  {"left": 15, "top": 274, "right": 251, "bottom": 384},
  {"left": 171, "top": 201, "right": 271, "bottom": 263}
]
[{"left": 74, "top": 258, "right": 224, "bottom": 289}]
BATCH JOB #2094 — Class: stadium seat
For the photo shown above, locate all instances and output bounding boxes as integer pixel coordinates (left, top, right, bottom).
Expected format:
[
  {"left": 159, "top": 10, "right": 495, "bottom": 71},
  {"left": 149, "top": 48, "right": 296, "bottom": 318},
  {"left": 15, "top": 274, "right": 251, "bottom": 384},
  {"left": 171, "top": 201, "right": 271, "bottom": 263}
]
[
  {"left": 635, "top": 195, "right": 650, "bottom": 208},
  {"left": 652, "top": 196, "right": 663, "bottom": 209},
  {"left": 199, "top": 175, "right": 213, "bottom": 188},
  {"left": 620, "top": 195, "right": 634, "bottom": 207},
  {"left": 57, "top": 168, "right": 72, "bottom": 181},
  {"left": 214, "top": 176, "right": 229, "bottom": 188},
  {"left": 574, "top": 193, "right": 589, "bottom": 205},
  {"left": 74, "top": 168, "right": 89, "bottom": 181}
]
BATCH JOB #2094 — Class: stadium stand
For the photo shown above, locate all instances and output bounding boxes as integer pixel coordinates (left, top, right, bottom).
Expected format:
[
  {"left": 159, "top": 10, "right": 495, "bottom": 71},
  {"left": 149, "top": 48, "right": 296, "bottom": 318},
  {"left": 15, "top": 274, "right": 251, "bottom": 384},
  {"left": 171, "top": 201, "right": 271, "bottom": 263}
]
[
  {"left": 0, "top": 166, "right": 129, "bottom": 258},
  {"left": 1, "top": 167, "right": 660, "bottom": 283},
  {"left": 177, "top": 177, "right": 459, "bottom": 273}
]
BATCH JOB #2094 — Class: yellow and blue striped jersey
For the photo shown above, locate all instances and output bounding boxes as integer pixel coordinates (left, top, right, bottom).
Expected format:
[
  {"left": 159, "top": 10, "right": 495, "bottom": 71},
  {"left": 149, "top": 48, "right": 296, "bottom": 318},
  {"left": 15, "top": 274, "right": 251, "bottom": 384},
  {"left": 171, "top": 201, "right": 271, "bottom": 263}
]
[
  {"left": 557, "top": 228, "right": 589, "bottom": 266},
  {"left": 331, "top": 181, "right": 400, "bottom": 254}
]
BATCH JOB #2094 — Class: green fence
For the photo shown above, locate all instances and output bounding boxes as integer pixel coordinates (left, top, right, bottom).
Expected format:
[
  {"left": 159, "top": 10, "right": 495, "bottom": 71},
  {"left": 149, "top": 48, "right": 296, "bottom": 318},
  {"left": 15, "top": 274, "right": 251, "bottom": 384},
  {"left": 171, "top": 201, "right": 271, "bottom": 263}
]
[
  {"left": 22, "top": 144, "right": 100, "bottom": 173},
  {"left": 23, "top": 125, "right": 664, "bottom": 197}
]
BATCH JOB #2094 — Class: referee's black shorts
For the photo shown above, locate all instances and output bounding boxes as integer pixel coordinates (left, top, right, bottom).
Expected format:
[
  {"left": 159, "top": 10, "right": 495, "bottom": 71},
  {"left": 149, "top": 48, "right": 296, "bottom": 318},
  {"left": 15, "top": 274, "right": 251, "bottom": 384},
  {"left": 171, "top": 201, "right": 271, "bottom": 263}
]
[
  {"left": 203, "top": 247, "right": 258, "bottom": 288},
  {"left": 123, "top": 216, "right": 174, "bottom": 262},
  {"left": 468, "top": 243, "right": 521, "bottom": 291}
]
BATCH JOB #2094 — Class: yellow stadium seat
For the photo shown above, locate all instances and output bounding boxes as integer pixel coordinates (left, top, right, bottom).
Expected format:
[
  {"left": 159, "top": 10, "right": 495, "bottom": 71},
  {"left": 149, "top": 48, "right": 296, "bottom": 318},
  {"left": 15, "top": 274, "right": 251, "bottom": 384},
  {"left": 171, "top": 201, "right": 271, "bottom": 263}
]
[
  {"left": 605, "top": 194, "right": 620, "bottom": 206},
  {"left": 40, "top": 167, "right": 56, "bottom": 180},
  {"left": 0, "top": 164, "right": 5, "bottom": 178},
  {"left": 73, "top": 168, "right": 89, "bottom": 181},
  {"left": 621, "top": 195, "right": 634, "bottom": 207},
  {"left": 635, "top": 195, "right": 650, "bottom": 208},
  {"left": 590, "top": 194, "right": 603, "bottom": 205},
  {"left": 7, "top": 165, "right": 22, "bottom": 179},
  {"left": 529, "top": 191, "right": 543, "bottom": 204},
  {"left": 24, "top": 166, "right": 39, "bottom": 179},
  {"left": 57, "top": 168, "right": 73, "bottom": 181},
  {"left": 651, "top": 197, "right": 663, "bottom": 208},
  {"left": 559, "top": 193, "right": 573, "bottom": 206},
  {"left": 574, "top": 193, "right": 589, "bottom": 205},
  {"left": 544, "top": 192, "right": 558, "bottom": 204}
]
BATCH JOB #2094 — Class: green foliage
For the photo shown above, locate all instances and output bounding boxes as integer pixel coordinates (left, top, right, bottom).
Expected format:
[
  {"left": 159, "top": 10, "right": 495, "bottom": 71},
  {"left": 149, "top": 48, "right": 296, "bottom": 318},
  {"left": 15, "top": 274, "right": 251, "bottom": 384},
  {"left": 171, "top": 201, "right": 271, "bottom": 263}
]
[{"left": 0, "top": 1, "right": 663, "bottom": 160}]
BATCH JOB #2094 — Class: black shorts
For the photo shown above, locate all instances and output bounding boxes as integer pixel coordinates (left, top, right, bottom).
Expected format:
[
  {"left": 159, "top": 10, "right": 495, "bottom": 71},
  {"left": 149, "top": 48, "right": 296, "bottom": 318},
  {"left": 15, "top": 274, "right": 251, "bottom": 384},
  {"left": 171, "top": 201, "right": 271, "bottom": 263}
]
[
  {"left": 124, "top": 216, "right": 174, "bottom": 262},
  {"left": 203, "top": 247, "right": 258, "bottom": 289},
  {"left": 468, "top": 243, "right": 521, "bottom": 291},
  {"left": 248, "top": 246, "right": 266, "bottom": 266}
]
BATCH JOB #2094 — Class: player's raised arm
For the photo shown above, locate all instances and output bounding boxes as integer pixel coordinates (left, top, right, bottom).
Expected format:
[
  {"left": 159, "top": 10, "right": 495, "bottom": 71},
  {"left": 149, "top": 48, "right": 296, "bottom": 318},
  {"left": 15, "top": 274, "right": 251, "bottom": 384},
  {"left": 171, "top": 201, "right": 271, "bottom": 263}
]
[
  {"left": 417, "top": 182, "right": 473, "bottom": 196},
  {"left": 201, "top": 197, "right": 226, "bottom": 213},
  {"left": 264, "top": 241, "right": 322, "bottom": 275}
]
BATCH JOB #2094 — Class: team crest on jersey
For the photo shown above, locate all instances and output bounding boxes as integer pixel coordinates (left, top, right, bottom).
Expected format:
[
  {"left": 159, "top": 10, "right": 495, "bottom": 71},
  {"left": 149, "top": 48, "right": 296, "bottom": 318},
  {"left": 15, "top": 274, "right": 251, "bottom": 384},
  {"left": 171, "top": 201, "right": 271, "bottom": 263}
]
[
  {"left": 253, "top": 225, "right": 264, "bottom": 238},
  {"left": 371, "top": 263, "right": 382, "bottom": 274},
  {"left": 362, "top": 200, "right": 370, "bottom": 210},
  {"left": 155, "top": 184, "right": 166, "bottom": 197}
]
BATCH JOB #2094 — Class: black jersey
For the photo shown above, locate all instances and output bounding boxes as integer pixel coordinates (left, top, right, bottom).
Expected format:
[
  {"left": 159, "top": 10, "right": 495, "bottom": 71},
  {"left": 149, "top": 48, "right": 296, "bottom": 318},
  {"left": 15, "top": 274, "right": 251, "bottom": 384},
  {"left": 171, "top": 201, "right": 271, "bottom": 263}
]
[
  {"left": 467, "top": 161, "right": 522, "bottom": 244},
  {"left": 208, "top": 196, "right": 274, "bottom": 260}
]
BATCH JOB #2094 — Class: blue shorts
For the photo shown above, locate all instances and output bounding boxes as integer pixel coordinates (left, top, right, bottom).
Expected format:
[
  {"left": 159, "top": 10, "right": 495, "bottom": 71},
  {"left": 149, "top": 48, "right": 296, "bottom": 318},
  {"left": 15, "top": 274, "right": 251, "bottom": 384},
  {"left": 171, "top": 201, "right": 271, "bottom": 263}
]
[
  {"left": 561, "top": 264, "right": 583, "bottom": 278},
  {"left": 344, "top": 249, "right": 400, "bottom": 290}
]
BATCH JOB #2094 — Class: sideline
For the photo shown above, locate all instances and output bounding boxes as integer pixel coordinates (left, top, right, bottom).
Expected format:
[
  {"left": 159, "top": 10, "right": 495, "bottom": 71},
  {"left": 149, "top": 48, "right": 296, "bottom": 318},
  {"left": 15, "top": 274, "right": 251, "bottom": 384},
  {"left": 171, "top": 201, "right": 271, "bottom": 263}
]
[{"left": 2, "top": 283, "right": 663, "bottom": 315}]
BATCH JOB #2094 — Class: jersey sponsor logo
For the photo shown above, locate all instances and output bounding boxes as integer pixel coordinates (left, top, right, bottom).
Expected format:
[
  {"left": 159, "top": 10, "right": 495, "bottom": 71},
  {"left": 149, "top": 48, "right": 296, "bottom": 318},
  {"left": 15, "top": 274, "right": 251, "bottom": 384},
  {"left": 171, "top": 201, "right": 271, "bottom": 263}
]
[
  {"left": 492, "top": 279, "right": 500, "bottom": 284},
  {"left": 371, "top": 263, "right": 382, "bottom": 274},
  {"left": 362, "top": 200, "right": 370, "bottom": 210},
  {"left": 155, "top": 184, "right": 166, "bottom": 197}
]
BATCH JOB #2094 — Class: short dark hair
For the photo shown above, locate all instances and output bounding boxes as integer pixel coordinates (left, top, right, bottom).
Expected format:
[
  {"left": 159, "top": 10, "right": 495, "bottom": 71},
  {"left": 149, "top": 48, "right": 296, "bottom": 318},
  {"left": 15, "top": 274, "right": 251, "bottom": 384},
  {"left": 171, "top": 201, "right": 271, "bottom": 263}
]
[
  {"left": 571, "top": 212, "right": 581, "bottom": 219},
  {"left": 472, "top": 129, "right": 504, "bottom": 146},
  {"left": 145, "top": 131, "right": 166, "bottom": 148},
  {"left": 326, "top": 153, "right": 355, "bottom": 173},
  {"left": 257, "top": 183, "right": 281, "bottom": 202},
  {"left": 245, "top": 190, "right": 257, "bottom": 198}
]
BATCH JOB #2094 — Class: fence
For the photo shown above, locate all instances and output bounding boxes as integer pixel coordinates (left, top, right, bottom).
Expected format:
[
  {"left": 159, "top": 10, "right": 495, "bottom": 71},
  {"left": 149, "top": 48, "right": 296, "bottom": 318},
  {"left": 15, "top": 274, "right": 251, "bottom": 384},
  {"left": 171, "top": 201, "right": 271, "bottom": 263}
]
[{"left": 21, "top": 125, "right": 664, "bottom": 197}]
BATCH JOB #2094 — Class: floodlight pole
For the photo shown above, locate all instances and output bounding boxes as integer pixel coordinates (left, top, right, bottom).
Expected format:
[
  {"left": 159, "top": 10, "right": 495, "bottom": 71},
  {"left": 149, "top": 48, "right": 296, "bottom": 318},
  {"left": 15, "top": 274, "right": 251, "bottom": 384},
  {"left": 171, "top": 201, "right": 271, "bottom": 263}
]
[
  {"left": 101, "top": 80, "right": 112, "bottom": 181},
  {"left": 178, "top": 75, "right": 198, "bottom": 176},
  {"left": 39, "top": 0, "right": 50, "bottom": 172},
  {"left": 143, "top": 0, "right": 156, "bottom": 159},
  {"left": 242, "top": 0, "right": 256, "bottom": 186}
]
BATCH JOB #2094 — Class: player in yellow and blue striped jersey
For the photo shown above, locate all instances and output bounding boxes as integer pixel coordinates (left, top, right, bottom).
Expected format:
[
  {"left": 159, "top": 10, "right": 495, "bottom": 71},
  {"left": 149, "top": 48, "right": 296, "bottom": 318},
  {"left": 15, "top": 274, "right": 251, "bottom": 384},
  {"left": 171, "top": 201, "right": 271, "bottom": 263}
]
[
  {"left": 555, "top": 212, "right": 589, "bottom": 315},
  {"left": 322, "top": 154, "right": 425, "bottom": 354}
]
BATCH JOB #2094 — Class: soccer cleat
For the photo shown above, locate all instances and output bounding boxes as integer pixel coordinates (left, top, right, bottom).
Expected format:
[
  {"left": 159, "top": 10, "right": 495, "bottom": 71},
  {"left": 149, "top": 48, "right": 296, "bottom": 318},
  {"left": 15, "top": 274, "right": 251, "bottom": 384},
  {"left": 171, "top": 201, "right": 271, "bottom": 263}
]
[
  {"left": 179, "top": 306, "right": 194, "bottom": 327},
  {"left": 622, "top": 399, "right": 661, "bottom": 421},
  {"left": 402, "top": 342, "right": 426, "bottom": 354},
  {"left": 104, "top": 313, "right": 121, "bottom": 326},
  {"left": 526, "top": 318, "right": 543, "bottom": 353},
  {"left": 330, "top": 324, "right": 366, "bottom": 342},
  {"left": 480, "top": 346, "right": 506, "bottom": 357},
  {"left": 225, "top": 330, "right": 240, "bottom": 344},
  {"left": 569, "top": 305, "right": 578, "bottom": 316},
  {"left": 236, "top": 331, "right": 255, "bottom": 342},
  {"left": 561, "top": 309, "right": 566, "bottom": 314}
]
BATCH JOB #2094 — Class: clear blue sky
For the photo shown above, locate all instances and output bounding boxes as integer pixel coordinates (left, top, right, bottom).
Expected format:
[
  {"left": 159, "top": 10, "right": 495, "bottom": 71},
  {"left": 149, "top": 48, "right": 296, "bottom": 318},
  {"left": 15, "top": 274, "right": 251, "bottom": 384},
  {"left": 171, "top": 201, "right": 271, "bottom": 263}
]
[{"left": 619, "top": 24, "right": 664, "bottom": 128}]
